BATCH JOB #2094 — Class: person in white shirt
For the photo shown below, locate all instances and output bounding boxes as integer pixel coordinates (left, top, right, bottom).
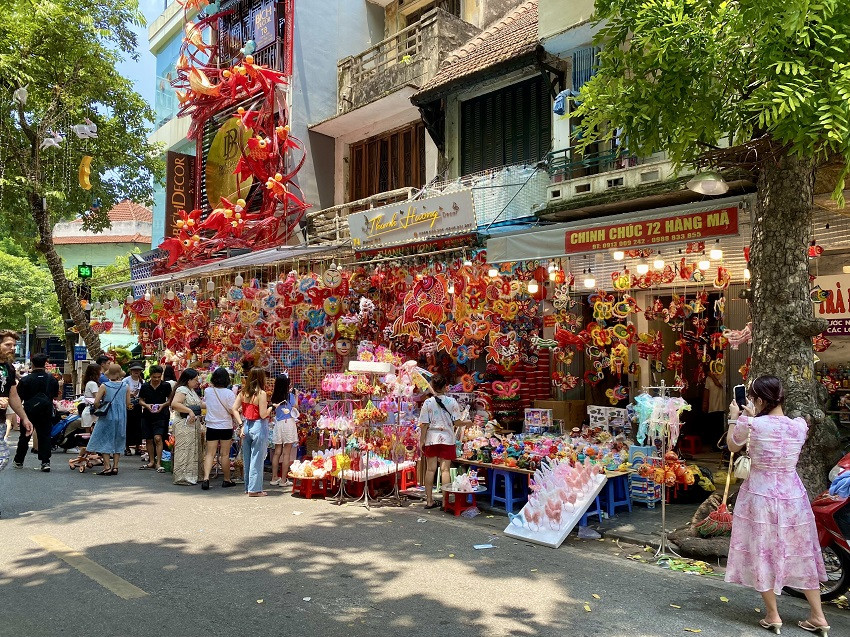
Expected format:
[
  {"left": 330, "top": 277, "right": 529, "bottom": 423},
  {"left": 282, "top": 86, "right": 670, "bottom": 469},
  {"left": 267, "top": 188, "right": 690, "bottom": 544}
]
[
  {"left": 201, "top": 367, "right": 241, "bottom": 490},
  {"left": 418, "top": 374, "right": 470, "bottom": 509}
]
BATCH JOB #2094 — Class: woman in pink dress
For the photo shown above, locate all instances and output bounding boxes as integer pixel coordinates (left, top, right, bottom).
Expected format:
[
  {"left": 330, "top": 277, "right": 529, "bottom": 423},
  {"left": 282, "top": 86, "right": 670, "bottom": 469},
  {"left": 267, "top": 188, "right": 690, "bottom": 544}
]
[{"left": 726, "top": 375, "right": 830, "bottom": 636}]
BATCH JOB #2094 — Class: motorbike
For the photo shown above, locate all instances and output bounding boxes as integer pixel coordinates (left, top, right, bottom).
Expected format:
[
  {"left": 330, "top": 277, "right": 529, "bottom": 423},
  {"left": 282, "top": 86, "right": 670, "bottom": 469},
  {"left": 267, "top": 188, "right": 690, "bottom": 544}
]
[{"left": 785, "top": 451, "right": 850, "bottom": 601}]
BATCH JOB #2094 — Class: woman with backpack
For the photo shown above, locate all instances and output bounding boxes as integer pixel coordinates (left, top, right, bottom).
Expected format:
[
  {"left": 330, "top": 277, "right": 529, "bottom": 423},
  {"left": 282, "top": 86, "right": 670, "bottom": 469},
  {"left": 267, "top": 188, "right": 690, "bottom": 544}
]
[{"left": 88, "top": 364, "right": 131, "bottom": 475}]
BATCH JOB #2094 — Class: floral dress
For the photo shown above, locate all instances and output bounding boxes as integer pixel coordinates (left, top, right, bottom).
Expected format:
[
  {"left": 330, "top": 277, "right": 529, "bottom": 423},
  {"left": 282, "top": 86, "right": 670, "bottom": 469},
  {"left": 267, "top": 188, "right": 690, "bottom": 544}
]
[{"left": 725, "top": 414, "right": 827, "bottom": 594}]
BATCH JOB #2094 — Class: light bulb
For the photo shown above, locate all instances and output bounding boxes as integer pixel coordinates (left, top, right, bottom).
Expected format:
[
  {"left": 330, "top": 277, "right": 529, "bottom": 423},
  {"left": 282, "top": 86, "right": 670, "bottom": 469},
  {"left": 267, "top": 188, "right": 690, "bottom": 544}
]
[
  {"left": 548, "top": 262, "right": 556, "bottom": 273},
  {"left": 636, "top": 262, "right": 650, "bottom": 275},
  {"left": 93, "top": 301, "right": 101, "bottom": 311},
  {"left": 111, "top": 300, "right": 120, "bottom": 309},
  {"left": 488, "top": 266, "right": 499, "bottom": 278},
  {"left": 653, "top": 257, "right": 665, "bottom": 270},
  {"left": 583, "top": 274, "right": 596, "bottom": 289},
  {"left": 144, "top": 291, "right": 151, "bottom": 302},
  {"left": 549, "top": 270, "right": 557, "bottom": 281},
  {"left": 710, "top": 248, "right": 723, "bottom": 260},
  {"left": 843, "top": 265, "right": 850, "bottom": 274},
  {"left": 744, "top": 268, "right": 751, "bottom": 280},
  {"left": 527, "top": 280, "right": 539, "bottom": 294},
  {"left": 698, "top": 259, "right": 711, "bottom": 271},
  {"left": 612, "top": 251, "right": 625, "bottom": 261},
  {"left": 234, "top": 273, "right": 244, "bottom": 287},
  {"left": 207, "top": 279, "right": 215, "bottom": 292},
  {"left": 329, "top": 262, "right": 337, "bottom": 270}
]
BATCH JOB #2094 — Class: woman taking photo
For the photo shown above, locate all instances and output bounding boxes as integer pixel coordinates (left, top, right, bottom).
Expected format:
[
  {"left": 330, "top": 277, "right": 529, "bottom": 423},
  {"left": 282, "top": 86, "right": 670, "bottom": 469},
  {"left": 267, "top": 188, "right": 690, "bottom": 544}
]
[
  {"left": 201, "top": 367, "right": 240, "bottom": 490},
  {"left": 234, "top": 368, "right": 271, "bottom": 497},
  {"left": 726, "top": 375, "right": 829, "bottom": 635},
  {"left": 88, "top": 364, "right": 131, "bottom": 475},
  {"left": 171, "top": 368, "right": 205, "bottom": 486},
  {"left": 418, "top": 374, "right": 470, "bottom": 509}
]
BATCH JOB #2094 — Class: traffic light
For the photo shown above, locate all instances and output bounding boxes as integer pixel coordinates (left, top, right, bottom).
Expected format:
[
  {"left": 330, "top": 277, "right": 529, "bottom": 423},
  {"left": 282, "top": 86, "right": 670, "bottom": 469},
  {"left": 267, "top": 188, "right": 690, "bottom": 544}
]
[{"left": 77, "top": 263, "right": 93, "bottom": 279}]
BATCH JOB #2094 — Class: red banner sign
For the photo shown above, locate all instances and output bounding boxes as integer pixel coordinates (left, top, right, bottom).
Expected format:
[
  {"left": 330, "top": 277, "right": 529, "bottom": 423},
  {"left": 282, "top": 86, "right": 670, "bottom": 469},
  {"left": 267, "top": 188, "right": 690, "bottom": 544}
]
[{"left": 564, "top": 206, "right": 739, "bottom": 254}]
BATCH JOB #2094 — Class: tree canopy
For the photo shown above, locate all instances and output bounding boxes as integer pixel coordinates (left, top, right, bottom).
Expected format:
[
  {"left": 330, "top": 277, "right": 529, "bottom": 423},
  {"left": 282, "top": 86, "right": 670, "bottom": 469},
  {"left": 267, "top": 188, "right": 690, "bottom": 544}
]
[
  {"left": 0, "top": 252, "right": 62, "bottom": 334},
  {"left": 574, "top": 0, "right": 850, "bottom": 199}
]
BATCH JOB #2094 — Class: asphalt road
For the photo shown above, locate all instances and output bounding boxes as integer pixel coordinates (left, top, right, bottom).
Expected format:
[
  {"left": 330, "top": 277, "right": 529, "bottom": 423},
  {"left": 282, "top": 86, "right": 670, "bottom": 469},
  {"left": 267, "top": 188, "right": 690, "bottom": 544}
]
[{"left": 1, "top": 446, "right": 847, "bottom": 637}]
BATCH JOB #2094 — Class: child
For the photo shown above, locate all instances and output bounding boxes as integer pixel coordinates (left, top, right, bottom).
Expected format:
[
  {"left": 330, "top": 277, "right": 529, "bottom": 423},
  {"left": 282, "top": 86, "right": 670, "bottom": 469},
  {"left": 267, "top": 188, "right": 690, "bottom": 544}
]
[{"left": 269, "top": 374, "right": 299, "bottom": 487}]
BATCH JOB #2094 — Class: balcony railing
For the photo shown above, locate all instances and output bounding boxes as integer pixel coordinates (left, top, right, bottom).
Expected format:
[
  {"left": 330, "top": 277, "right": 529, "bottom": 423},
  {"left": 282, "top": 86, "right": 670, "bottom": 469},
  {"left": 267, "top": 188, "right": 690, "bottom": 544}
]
[
  {"left": 546, "top": 146, "right": 638, "bottom": 181},
  {"left": 337, "top": 8, "right": 479, "bottom": 115}
]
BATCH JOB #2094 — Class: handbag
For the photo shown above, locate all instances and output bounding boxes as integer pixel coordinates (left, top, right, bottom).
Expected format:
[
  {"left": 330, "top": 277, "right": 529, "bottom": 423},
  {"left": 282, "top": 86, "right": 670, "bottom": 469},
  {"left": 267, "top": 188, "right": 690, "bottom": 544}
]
[
  {"left": 93, "top": 386, "right": 116, "bottom": 417},
  {"left": 732, "top": 419, "right": 751, "bottom": 480}
]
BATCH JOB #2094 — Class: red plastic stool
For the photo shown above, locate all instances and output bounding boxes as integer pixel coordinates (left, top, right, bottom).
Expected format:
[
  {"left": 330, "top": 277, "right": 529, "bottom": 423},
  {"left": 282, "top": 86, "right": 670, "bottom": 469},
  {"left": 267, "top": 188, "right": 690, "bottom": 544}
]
[
  {"left": 291, "top": 476, "right": 328, "bottom": 499},
  {"left": 442, "top": 489, "right": 477, "bottom": 516},
  {"left": 678, "top": 435, "right": 703, "bottom": 456},
  {"left": 399, "top": 466, "right": 418, "bottom": 490}
]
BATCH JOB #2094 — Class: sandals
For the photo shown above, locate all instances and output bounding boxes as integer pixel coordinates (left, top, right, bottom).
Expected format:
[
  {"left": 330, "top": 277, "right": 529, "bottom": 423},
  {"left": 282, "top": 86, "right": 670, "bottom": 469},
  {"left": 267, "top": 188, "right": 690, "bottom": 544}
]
[
  {"left": 248, "top": 491, "right": 268, "bottom": 497},
  {"left": 156, "top": 466, "right": 165, "bottom": 473},
  {"left": 799, "top": 620, "right": 830, "bottom": 636},
  {"left": 424, "top": 502, "right": 441, "bottom": 509},
  {"left": 759, "top": 619, "right": 781, "bottom": 634},
  {"left": 96, "top": 468, "right": 113, "bottom": 475},
  {"left": 139, "top": 464, "right": 155, "bottom": 470}
]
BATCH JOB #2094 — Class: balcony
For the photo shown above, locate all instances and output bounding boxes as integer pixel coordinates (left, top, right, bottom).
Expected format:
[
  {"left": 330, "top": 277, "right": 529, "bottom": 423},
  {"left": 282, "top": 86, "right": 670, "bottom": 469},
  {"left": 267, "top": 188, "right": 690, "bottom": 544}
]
[
  {"left": 154, "top": 76, "right": 179, "bottom": 130},
  {"left": 336, "top": 8, "right": 479, "bottom": 116}
]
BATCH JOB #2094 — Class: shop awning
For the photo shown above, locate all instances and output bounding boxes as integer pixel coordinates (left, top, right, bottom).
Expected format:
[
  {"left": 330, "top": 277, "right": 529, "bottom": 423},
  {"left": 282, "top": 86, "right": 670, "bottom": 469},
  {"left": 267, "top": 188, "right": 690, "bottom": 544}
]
[
  {"left": 98, "top": 243, "right": 347, "bottom": 291},
  {"left": 485, "top": 195, "right": 756, "bottom": 262}
]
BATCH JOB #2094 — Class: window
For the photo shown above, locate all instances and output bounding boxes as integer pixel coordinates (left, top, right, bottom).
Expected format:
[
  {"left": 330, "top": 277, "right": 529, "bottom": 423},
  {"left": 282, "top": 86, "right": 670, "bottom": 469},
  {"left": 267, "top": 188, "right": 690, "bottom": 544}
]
[
  {"left": 403, "top": 0, "right": 462, "bottom": 25},
  {"left": 460, "top": 75, "right": 552, "bottom": 176},
  {"left": 349, "top": 123, "right": 426, "bottom": 202}
]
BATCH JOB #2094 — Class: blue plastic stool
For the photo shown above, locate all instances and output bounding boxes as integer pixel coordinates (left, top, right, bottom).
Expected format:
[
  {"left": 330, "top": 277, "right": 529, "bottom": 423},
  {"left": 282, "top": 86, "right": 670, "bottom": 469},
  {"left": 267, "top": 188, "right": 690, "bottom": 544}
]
[
  {"left": 579, "top": 495, "right": 603, "bottom": 526},
  {"left": 601, "top": 474, "right": 632, "bottom": 517},
  {"left": 490, "top": 469, "right": 528, "bottom": 513}
]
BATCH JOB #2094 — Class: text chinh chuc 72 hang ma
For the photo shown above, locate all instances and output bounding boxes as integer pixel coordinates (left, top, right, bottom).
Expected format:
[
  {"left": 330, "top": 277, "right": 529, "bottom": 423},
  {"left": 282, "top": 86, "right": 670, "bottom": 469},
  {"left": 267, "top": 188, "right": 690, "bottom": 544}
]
[{"left": 564, "top": 207, "right": 739, "bottom": 253}]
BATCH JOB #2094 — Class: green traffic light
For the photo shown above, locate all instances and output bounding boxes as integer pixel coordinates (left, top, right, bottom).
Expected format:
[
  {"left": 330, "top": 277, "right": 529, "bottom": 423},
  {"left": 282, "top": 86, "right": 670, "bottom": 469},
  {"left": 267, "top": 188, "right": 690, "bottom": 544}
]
[{"left": 77, "top": 263, "right": 93, "bottom": 279}]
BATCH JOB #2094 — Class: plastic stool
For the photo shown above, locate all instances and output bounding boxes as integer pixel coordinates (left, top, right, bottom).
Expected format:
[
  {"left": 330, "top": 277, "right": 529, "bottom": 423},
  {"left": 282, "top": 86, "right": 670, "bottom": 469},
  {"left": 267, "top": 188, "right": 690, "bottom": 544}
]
[
  {"left": 579, "top": 495, "right": 603, "bottom": 526},
  {"left": 399, "top": 465, "right": 418, "bottom": 490},
  {"left": 442, "top": 490, "right": 477, "bottom": 516},
  {"left": 292, "top": 476, "right": 328, "bottom": 499},
  {"left": 601, "top": 474, "right": 632, "bottom": 516},
  {"left": 679, "top": 435, "right": 702, "bottom": 455},
  {"left": 490, "top": 469, "right": 528, "bottom": 513}
]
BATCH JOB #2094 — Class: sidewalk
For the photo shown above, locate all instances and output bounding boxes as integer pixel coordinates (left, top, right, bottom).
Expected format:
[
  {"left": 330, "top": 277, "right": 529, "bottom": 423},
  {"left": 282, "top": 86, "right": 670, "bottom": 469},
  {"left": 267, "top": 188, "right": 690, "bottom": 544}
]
[{"left": 595, "top": 501, "right": 699, "bottom": 547}]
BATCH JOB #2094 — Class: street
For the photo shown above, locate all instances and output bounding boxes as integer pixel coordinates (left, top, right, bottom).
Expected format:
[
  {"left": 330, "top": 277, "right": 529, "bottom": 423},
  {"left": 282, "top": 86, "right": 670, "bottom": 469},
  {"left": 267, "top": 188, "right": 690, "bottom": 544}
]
[{"left": 0, "top": 448, "right": 846, "bottom": 637}]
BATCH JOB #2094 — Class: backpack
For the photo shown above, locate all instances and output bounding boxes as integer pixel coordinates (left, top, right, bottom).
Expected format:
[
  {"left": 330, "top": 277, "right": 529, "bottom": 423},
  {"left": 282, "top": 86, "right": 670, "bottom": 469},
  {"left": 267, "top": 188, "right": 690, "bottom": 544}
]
[{"left": 24, "top": 373, "right": 55, "bottom": 418}]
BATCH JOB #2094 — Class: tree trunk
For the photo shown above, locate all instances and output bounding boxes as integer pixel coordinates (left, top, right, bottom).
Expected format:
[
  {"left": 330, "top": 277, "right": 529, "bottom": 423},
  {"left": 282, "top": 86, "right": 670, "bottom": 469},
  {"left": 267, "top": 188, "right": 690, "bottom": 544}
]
[
  {"left": 29, "top": 192, "right": 103, "bottom": 359},
  {"left": 748, "top": 149, "right": 839, "bottom": 497}
]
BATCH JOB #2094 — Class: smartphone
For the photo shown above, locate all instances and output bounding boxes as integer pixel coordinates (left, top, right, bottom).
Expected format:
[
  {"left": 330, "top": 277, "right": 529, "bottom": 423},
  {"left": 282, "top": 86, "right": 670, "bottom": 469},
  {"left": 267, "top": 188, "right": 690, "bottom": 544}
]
[{"left": 733, "top": 384, "right": 747, "bottom": 408}]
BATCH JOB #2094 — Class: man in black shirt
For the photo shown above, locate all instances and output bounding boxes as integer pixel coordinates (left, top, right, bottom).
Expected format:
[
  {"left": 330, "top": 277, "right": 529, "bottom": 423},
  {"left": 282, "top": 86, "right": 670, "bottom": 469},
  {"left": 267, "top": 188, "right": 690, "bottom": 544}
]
[
  {"left": 138, "top": 365, "right": 172, "bottom": 471},
  {"left": 0, "top": 331, "right": 32, "bottom": 443},
  {"left": 13, "top": 352, "right": 59, "bottom": 471}
]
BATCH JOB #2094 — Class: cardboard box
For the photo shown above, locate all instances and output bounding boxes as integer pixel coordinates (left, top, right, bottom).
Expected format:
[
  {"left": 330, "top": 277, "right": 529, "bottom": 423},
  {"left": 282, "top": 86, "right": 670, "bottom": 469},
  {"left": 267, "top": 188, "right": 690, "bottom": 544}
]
[{"left": 533, "top": 400, "right": 586, "bottom": 430}]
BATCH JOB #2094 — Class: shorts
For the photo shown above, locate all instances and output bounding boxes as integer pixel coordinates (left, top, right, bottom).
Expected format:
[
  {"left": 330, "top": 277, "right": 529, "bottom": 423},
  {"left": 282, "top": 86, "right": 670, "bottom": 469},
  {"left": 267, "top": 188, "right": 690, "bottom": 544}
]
[
  {"left": 271, "top": 420, "right": 298, "bottom": 445},
  {"left": 141, "top": 420, "right": 169, "bottom": 439},
  {"left": 423, "top": 444, "right": 457, "bottom": 460},
  {"left": 205, "top": 427, "right": 234, "bottom": 442}
]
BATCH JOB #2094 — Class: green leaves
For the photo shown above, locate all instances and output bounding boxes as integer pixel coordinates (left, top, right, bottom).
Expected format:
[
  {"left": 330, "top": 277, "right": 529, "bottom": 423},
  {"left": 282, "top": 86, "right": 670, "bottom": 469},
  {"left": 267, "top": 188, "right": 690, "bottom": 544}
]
[
  {"left": 577, "top": 0, "right": 850, "bottom": 197},
  {"left": 0, "top": 253, "right": 62, "bottom": 334}
]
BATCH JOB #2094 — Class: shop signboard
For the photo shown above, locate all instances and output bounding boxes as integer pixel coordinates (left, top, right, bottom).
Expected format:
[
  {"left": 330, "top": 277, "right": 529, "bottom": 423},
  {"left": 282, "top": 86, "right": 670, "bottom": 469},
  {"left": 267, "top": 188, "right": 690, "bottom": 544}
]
[
  {"left": 165, "top": 151, "right": 196, "bottom": 239},
  {"left": 347, "top": 190, "right": 476, "bottom": 252},
  {"left": 814, "top": 274, "right": 850, "bottom": 336},
  {"left": 252, "top": 0, "right": 276, "bottom": 50},
  {"left": 564, "top": 206, "right": 739, "bottom": 253}
]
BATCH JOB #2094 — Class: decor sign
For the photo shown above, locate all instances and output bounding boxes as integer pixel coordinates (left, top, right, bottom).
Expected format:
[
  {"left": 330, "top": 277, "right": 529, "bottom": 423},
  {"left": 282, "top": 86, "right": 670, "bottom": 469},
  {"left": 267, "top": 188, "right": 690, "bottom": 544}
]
[
  {"left": 205, "top": 118, "right": 252, "bottom": 209},
  {"left": 348, "top": 190, "right": 476, "bottom": 251},
  {"left": 166, "top": 151, "right": 196, "bottom": 239},
  {"left": 253, "top": 0, "right": 276, "bottom": 50},
  {"left": 814, "top": 274, "right": 850, "bottom": 336},
  {"left": 564, "top": 206, "right": 739, "bottom": 254}
]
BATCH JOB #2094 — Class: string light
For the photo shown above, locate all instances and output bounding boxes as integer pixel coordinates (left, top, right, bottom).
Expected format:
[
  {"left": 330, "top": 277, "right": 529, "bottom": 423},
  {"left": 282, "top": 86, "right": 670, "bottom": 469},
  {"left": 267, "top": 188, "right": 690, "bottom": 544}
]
[
  {"left": 234, "top": 273, "right": 244, "bottom": 287},
  {"left": 144, "top": 290, "right": 151, "bottom": 302},
  {"left": 709, "top": 240, "right": 723, "bottom": 260},
  {"left": 583, "top": 269, "right": 595, "bottom": 289},
  {"left": 206, "top": 278, "right": 215, "bottom": 292},
  {"left": 527, "top": 280, "right": 539, "bottom": 294},
  {"left": 653, "top": 254, "right": 665, "bottom": 270},
  {"left": 548, "top": 262, "right": 556, "bottom": 273},
  {"left": 698, "top": 258, "right": 711, "bottom": 271},
  {"left": 744, "top": 268, "right": 751, "bottom": 280}
]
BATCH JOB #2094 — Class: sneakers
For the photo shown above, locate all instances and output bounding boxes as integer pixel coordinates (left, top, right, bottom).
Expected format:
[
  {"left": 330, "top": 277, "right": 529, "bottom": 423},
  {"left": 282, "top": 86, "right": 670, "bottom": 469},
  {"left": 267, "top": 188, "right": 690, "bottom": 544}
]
[
  {"left": 67, "top": 448, "right": 80, "bottom": 454},
  {"left": 13, "top": 461, "right": 22, "bottom": 469},
  {"left": 269, "top": 478, "right": 282, "bottom": 487},
  {"left": 41, "top": 462, "right": 50, "bottom": 473},
  {"left": 282, "top": 480, "right": 293, "bottom": 487}
]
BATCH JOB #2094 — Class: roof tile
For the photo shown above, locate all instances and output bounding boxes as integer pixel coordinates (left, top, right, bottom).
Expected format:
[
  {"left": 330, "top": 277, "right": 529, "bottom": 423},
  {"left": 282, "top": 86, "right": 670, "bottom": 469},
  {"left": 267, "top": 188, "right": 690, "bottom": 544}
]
[
  {"left": 53, "top": 234, "right": 151, "bottom": 245},
  {"left": 67, "top": 199, "right": 153, "bottom": 224},
  {"left": 413, "top": 0, "right": 539, "bottom": 100}
]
